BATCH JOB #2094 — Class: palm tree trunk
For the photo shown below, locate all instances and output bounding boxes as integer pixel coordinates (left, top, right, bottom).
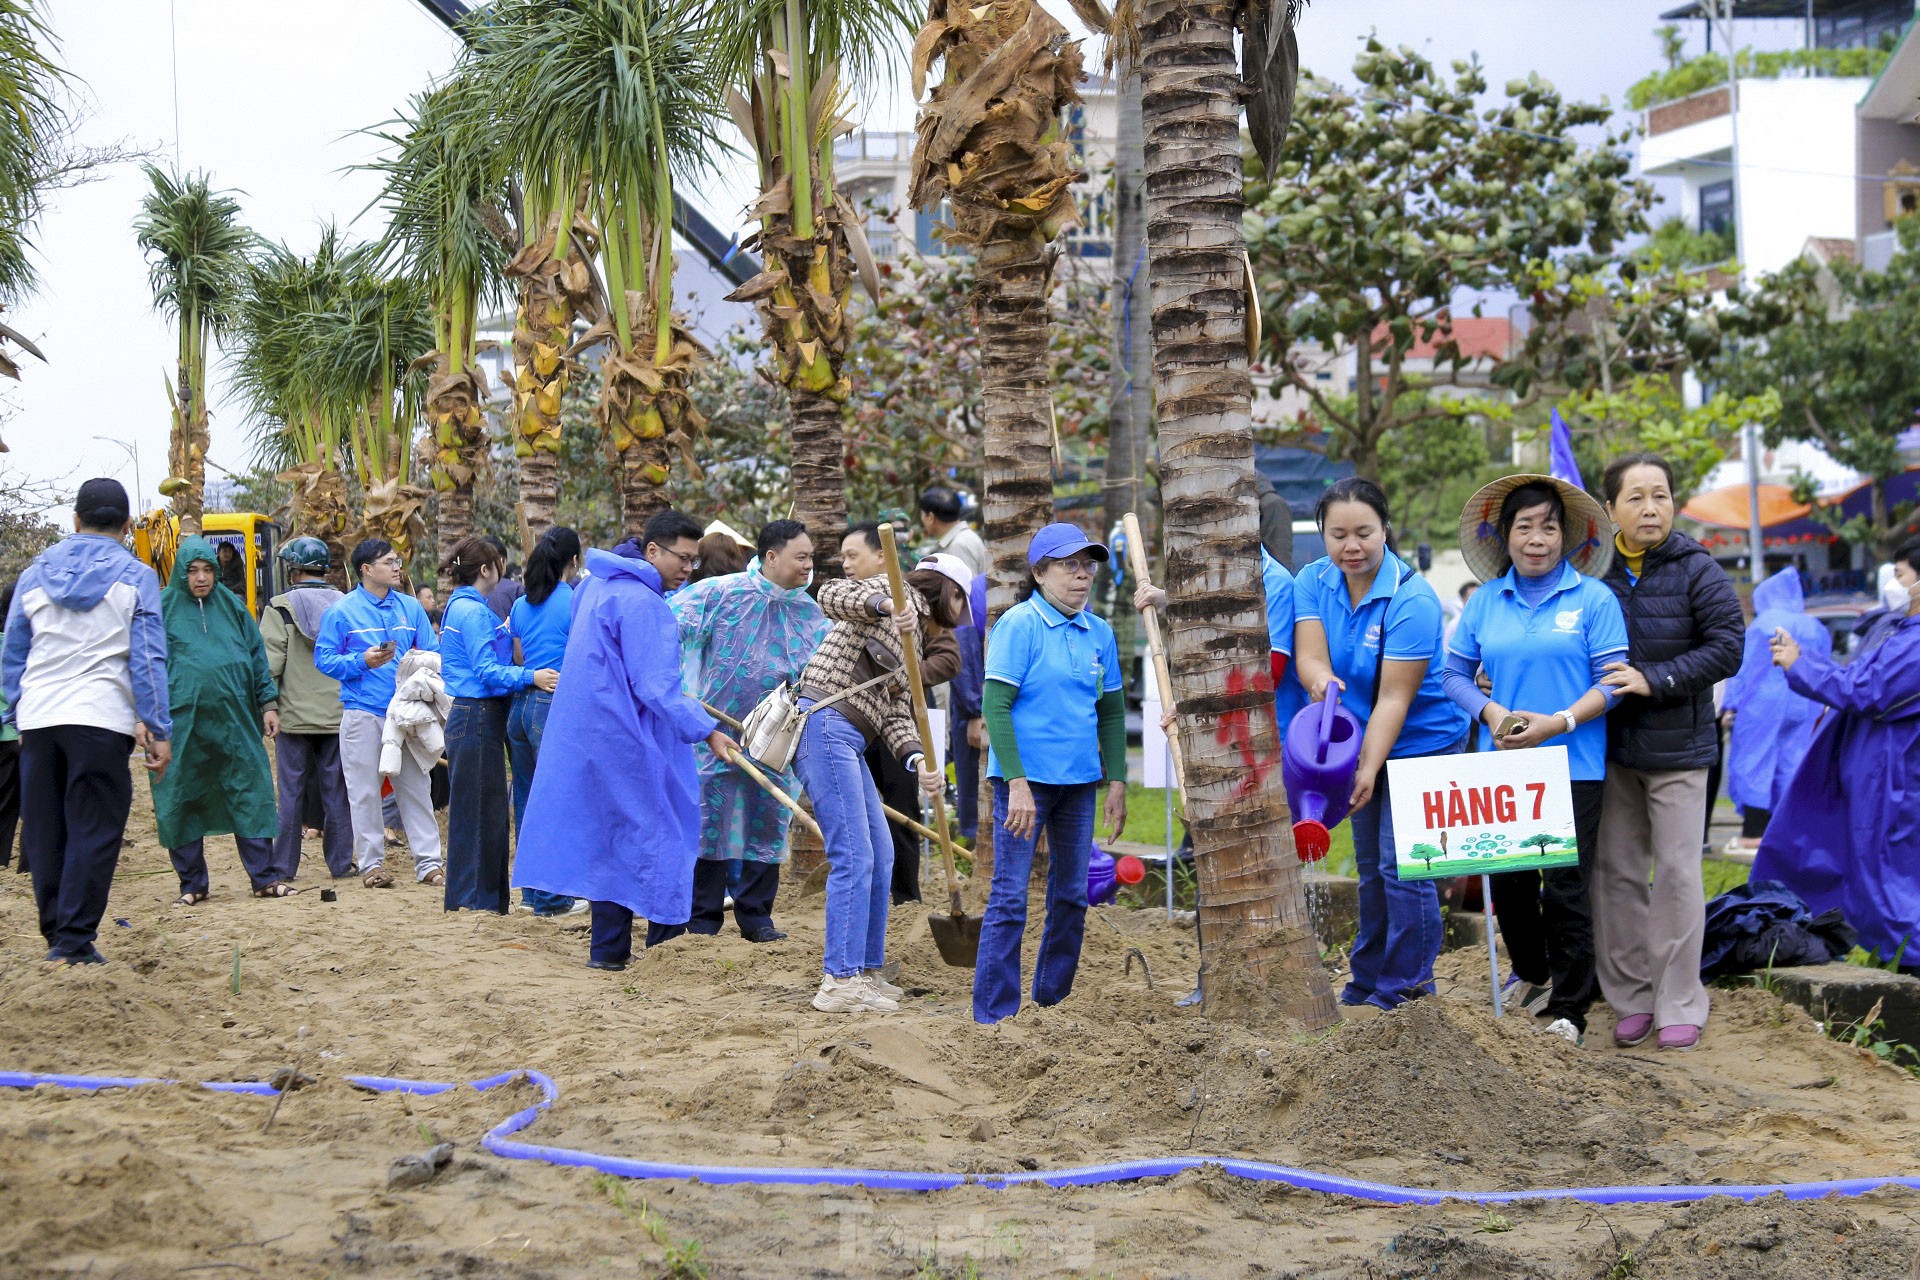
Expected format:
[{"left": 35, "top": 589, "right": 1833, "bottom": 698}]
[
  {"left": 1140, "top": 0, "right": 1336, "bottom": 1029},
  {"left": 789, "top": 387, "right": 849, "bottom": 576},
  {"left": 975, "top": 235, "right": 1058, "bottom": 618},
  {"left": 428, "top": 359, "right": 490, "bottom": 585},
  {"left": 509, "top": 211, "right": 596, "bottom": 548},
  {"left": 170, "top": 329, "right": 208, "bottom": 536},
  {"left": 600, "top": 326, "right": 704, "bottom": 538}
]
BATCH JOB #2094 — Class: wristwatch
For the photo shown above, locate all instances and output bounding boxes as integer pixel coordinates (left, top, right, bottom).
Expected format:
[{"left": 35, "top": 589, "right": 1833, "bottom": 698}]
[{"left": 1558, "top": 709, "right": 1578, "bottom": 735}]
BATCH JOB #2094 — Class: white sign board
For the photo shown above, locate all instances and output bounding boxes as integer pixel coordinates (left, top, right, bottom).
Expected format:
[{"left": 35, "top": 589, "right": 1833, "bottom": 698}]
[
  {"left": 927, "top": 707, "right": 947, "bottom": 775},
  {"left": 1386, "top": 745, "right": 1578, "bottom": 881}
]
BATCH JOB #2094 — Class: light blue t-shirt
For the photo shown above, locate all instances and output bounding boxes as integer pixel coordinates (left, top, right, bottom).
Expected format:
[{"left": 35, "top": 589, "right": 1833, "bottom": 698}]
[
  {"left": 985, "top": 593, "right": 1123, "bottom": 786},
  {"left": 1292, "top": 554, "right": 1466, "bottom": 759},
  {"left": 1448, "top": 561, "right": 1629, "bottom": 781},
  {"left": 1262, "top": 550, "right": 1308, "bottom": 734},
  {"left": 510, "top": 581, "right": 574, "bottom": 671}
]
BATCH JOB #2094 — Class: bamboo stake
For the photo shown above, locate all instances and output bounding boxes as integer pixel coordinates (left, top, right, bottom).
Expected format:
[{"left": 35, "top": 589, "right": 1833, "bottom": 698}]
[
  {"left": 716, "top": 742, "right": 824, "bottom": 843},
  {"left": 878, "top": 523, "right": 967, "bottom": 918},
  {"left": 1123, "top": 512, "right": 1187, "bottom": 796}
]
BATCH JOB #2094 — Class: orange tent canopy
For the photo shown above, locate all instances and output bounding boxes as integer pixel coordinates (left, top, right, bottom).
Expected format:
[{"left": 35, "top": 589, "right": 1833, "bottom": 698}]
[{"left": 1680, "top": 483, "right": 1810, "bottom": 530}]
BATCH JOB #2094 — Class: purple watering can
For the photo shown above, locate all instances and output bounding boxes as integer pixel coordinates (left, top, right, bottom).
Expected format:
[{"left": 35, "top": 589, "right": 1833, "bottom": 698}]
[
  {"left": 1087, "top": 844, "right": 1147, "bottom": 905},
  {"left": 1281, "top": 685, "right": 1364, "bottom": 863}
]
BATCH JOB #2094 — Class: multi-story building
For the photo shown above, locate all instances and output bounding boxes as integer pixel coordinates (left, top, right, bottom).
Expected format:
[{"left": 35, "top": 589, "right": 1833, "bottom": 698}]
[
  {"left": 831, "top": 79, "right": 1118, "bottom": 260},
  {"left": 1642, "top": 0, "right": 1914, "bottom": 276}
]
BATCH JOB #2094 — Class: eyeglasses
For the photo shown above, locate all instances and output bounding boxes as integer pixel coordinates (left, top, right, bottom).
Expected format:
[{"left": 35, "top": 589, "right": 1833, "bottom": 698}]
[
  {"left": 1046, "top": 557, "right": 1100, "bottom": 577},
  {"left": 659, "top": 548, "right": 696, "bottom": 568},
  {"left": 372, "top": 556, "right": 404, "bottom": 569}
]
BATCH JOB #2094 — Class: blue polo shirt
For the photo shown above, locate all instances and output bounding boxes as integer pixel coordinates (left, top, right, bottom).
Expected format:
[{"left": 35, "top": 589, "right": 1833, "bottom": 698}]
[
  {"left": 1263, "top": 550, "right": 1307, "bottom": 734},
  {"left": 1448, "top": 561, "right": 1628, "bottom": 780},
  {"left": 1292, "top": 554, "right": 1465, "bottom": 758},
  {"left": 984, "top": 593, "right": 1123, "bottom": 786},
  {"left": 510, "top": 581, "right": 574, "bottom": 671}
]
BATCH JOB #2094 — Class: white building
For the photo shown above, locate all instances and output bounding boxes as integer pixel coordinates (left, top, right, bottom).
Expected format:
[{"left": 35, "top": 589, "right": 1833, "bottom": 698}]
[{"left": 832, "top": 79, "right": 1118, "bottom": 260}]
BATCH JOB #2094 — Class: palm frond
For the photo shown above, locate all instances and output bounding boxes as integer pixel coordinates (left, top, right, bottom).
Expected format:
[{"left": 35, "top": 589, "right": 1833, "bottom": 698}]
[
  {"left": 0, "top": 0, "right": 71, "bottom": 307},
  {"left": 713, "top": 0, "right": 917, "bottom": 96},
  {"left": 134, "top": 164, "right": 255, "bottom": 334},
  {"left": 362, "top": 72, "right": 513, "bottom": 364}
]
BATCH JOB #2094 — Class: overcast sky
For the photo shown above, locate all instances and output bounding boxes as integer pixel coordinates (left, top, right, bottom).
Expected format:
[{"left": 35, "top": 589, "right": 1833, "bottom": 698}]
[{"left": 2, "top": 0, "right": 1807, "bottom": 514}]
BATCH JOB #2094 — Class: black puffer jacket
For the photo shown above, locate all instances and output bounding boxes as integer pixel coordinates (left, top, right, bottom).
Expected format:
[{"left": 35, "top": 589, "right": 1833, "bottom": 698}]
[{"left": 1601, "top": 531, "right": 1745, "bottom": 770}]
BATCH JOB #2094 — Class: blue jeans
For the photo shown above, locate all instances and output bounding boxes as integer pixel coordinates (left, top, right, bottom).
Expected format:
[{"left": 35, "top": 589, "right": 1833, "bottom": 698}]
[
  {"left": 793, "top": 704, "right": 892, "bottom": 979},
  {"left": 1343, "top": 751, "right": 1450, "bottom": 1009},
  {"left": 508, "top": 687, "right": 574, "bottom": 915},
  {"left": 974, "top": 779, "right": 1096, "bottom": 1024},
  {"left": 445, "top": 696, "right": 512, "bottom": 914}
]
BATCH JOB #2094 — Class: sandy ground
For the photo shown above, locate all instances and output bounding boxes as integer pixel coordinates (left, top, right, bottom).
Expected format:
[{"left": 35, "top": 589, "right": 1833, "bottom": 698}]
[{"left": 2, "top": 783, "right": 1919, "bottom": 1279}]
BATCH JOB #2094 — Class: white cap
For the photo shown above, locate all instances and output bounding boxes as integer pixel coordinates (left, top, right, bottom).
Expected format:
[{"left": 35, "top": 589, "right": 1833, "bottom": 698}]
[{"left": 915, "top": 552, "right": 975, "bottom": 622}]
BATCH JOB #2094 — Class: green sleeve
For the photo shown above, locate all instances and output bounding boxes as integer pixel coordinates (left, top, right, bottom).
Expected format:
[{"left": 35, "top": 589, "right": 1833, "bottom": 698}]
[
  {"left": 982, "top": 679, "right": 1023, "bottom": 780},
  {"left": 1098, "top": 686, "right": 1127, "bottom": 784}
]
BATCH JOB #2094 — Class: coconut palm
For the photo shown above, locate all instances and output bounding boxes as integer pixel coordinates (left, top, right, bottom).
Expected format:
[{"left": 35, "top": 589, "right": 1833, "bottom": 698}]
[
  {"left": 366, "top": 75, "right": 515, "bottom": 572},
  {"left": 228, "top": 231, "right": 359, "bottom": 583},
  {"left": 135, "top": 165, "right": 254, "bottom": 535},
  {"left": 474, "top": 0, "right": 727, "bottom": 536},
  {"left": 0, "top": 0, "right": 68, "bottom": 390},
  {"left": 715, "top": 0, "right": 910, "bottom": 575},
  {"left": 286, "top": 250, "right": 436, "bottom": 571},
  {"left": 1129, "top": 0, "right": 1333, "bottom": 1025},
  {"left": 907, "top": 0, "right": 1084, "bottom": 619}
]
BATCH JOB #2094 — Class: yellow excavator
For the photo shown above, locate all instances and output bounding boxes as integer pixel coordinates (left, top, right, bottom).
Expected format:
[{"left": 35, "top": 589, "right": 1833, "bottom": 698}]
[{"left": 132, "top": 511, "right": 286, "bottom": 617}]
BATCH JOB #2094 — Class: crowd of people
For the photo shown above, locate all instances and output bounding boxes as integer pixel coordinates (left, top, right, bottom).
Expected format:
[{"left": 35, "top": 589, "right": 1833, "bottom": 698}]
[{"left": 2, "top": 464, "right": 1916, "bottom": 1041}]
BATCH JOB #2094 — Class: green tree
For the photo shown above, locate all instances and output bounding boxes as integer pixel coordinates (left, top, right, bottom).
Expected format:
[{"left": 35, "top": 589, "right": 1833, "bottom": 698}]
[
  {"left": 0, "top": 0, "right": 67, "bottom": 384},
  {"left": 1409, "top": 842, "right": 1442, "bottom": 872},
  {"left": 1247, "top": 44, "right": 1649, "bottom": 483},
  {"left": 135, "top": 166, "right": 255, "bottom": 536},
  {"left": 1520, "top": 832, "right": 1558, "bottom": 855},
  {"left": 1717, "top": 217, "right": 1920, "bottom": 556},
  {"left": 365, "top": 74, "right": 514, "bottom": 568}
]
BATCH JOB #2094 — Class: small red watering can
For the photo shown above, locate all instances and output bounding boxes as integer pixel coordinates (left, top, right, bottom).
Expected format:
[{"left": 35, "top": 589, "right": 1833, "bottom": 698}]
[{"left": 1281, "top": 685, "right": 1364, "bottom": 863}]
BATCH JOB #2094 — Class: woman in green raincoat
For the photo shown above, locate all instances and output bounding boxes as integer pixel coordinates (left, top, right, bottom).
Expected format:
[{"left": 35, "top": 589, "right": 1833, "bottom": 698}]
[{"left": 155, "top": 537, "right": 286, "bottom": 903}]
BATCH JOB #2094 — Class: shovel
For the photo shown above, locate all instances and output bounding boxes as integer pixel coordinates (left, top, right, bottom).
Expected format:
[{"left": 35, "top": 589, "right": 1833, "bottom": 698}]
[{"left": 879, "top": 522, "right": 981, "bottom": 968}]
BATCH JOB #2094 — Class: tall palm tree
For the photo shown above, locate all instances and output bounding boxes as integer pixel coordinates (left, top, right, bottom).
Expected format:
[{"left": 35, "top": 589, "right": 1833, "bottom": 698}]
[
  {"left": 716, "top": 0, "right": 910, "bottom": 575},
  {"left": 229, "top": 231, "right": 358, "bottom": 583},
  {"left": 476, "top": 0, "right": 726, "bottom": 536},
  {"left": 0, "top": 0, "right": 66, "bottom": 391},
  {"left": 135, "top": 165, "right": 254, "bottom": 534},
  {"left": 908, "top": 0, "right": 1083, "bottom": 619},
  {"left": 1132, "top": 0, "right": 1334, "bottom": 1026},
  {"left": 289, "top": 251, "right": 436, "bottom": 572},
  {"left": 366, "top": 75, "right": 514, "bottom": 572}
]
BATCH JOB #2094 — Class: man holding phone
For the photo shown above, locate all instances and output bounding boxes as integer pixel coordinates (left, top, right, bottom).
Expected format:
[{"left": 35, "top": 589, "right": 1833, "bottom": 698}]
[{"left": 315, "top": 539, "right": 441, "bottom": 889}]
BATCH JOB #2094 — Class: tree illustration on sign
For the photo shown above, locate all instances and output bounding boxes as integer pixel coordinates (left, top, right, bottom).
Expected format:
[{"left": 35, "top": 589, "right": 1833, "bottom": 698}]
[
  {"left": 1410, "top": 842, "right": 1443, "bottom": 872},
  {"left": 1520, "top": 833, "right": 1561, "bottom": 856}
]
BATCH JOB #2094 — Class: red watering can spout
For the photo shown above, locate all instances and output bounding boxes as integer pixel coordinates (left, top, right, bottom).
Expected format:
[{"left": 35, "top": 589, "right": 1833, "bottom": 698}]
[{"left": 1282, "top": 685, "right": 1364, "bottom": 864}]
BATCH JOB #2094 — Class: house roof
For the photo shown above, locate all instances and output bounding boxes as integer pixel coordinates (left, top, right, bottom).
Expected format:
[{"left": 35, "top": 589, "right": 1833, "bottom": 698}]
[
  {"left": 1368, "top": 316, "right": 1514, "bottom": 362},
  {"left": 1860, "top": 13, "right": 1920, "bottom": 119},
  {"left": 1804, "top": 236, "right": 1857, "bottom": 264}
]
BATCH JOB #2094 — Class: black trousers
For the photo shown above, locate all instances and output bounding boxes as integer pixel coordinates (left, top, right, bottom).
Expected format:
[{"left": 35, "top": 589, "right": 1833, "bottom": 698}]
[
  {"left": 1490, "top": 779, "right": 1605, "bottom": 1031},
  {"left": 688, "top": 858, "right": 779, "bottom": 936},
  {"left": 1740, "top": 805, "right": 1771, "bottom": 840},
  {"left": 589, "top": 901, "right": 687, "bottom": 964},
  {"left": 0, "top": 737, "right": 19, "bottom": 870},
  {"left": 443, "top": 696, "right": 512, "bottom": 914},
  {"left": 171, "top": 835, "right": 278, "bottom": 896},
  {"left": 277, "top": 732, "right": 353, "bottom": 878},
  {"left": 20, "top": 725, "right": 135, "bottom": 959},
  {"left": 866, "top": 738, "right": 923, "bottom": 903}
]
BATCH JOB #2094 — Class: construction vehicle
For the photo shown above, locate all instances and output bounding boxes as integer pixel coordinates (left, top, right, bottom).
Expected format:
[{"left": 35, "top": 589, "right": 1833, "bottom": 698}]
[{"left": 132, "top": 511, "right": 286, "bottom": 617}]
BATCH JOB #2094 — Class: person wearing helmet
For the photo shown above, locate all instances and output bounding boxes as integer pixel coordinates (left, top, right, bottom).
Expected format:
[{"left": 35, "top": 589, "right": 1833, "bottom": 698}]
[{"left": 259, "top": 537, "right": 352, "bottom": 882}]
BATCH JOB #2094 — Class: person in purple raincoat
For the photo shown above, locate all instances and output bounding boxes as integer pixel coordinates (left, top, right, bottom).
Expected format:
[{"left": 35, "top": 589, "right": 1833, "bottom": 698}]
[
  {"left": 1721, "top": 567, "right": 1831, "bottom": 850},
  {"left": 512, "top": 514, "right": 737, "bottom": 972},
  {"left": 1752, "top": 539, "right": 1920, "bottom": 973}
]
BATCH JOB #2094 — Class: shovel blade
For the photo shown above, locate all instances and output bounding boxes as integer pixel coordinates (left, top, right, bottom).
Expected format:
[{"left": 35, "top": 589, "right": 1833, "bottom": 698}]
[{"left": 928, "top": 910, "right": 982, "bottom": 968}]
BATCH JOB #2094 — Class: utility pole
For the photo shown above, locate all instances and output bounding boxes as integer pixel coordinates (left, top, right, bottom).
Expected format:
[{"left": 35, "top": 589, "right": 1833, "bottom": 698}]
[
  {"left": 1102, "top": 65, "right": 1153, "bottom": 656},
  {"left": 1713, "top": 0, "right": 1765, "bottom": 583}
]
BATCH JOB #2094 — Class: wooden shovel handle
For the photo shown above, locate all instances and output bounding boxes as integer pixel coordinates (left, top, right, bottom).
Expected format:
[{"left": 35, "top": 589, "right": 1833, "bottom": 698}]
[
  {"left": 878, "top": 523, "right": 966, "bottom": 916},
  {"left": 1124, "top": 512, "right": 1187, "bottom": 796}
]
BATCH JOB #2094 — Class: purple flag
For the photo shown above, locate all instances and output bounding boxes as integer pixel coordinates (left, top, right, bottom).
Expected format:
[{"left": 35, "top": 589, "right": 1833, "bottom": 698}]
[{"left": 1549, "top": 408, "right": 1585, "bottom": 489}]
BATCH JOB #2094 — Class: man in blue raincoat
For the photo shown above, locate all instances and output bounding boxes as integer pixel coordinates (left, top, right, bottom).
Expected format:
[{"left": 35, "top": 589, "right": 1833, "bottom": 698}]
[
  {"left": 512, "top": 511, "right": 737, "bottom": 971},
  {"left": 1753, "top": 541, "right": 1920, "bottom": 972},
  {"left": 1722, "top": 567, "right": 1830, "bottom": 849}
]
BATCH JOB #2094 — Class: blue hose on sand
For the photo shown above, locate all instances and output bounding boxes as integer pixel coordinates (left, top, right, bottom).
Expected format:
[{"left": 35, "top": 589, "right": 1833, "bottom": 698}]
[{"left": 5, "top": 1070, "right": 1917, "bottom": 1206}]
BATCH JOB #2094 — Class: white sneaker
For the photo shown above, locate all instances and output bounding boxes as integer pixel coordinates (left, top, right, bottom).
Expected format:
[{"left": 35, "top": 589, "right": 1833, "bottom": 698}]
[
  {"left": 813, "top": 973, "right": 898, "bottom": 1013},
  {"left": 565, "top": 898, "right": 590, "bottom": 915},
  {"left": 1545, "top": 1017, "right": 1583, "bottom": 1045},
  {"left": 864, "top": 969, "right": 904, "bottom": 1000}
]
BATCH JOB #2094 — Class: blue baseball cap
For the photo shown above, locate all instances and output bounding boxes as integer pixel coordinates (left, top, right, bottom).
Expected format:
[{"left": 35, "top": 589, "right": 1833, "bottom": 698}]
[{"left": 1026, "top": 522, "right": 1110, "bottom": 566}]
